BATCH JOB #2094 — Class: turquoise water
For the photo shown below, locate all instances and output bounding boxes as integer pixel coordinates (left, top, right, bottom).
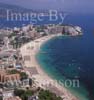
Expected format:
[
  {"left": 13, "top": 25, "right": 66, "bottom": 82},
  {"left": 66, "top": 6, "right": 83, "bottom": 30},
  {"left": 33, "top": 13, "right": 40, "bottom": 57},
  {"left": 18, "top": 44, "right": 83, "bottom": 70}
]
[
  {"left": 36, "top": 35, "right": 94, "bottom": 100},
  {"left": 35, "top": 14, "right": 94, "bottom": 100}
]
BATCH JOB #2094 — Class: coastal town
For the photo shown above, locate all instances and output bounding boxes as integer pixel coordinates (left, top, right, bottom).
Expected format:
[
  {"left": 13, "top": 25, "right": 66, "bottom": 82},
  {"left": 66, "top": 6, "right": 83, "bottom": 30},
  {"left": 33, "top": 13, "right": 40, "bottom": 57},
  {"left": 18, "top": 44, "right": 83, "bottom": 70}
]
[{"left": 0, "top": 24, "right": 82, "bottom": 100}]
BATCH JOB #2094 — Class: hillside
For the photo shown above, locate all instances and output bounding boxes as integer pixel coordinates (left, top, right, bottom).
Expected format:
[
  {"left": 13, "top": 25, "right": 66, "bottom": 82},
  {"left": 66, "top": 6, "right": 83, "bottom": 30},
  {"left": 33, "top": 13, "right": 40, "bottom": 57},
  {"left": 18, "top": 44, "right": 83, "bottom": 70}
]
[{"left": 0, "top": 2, "right": 33, "bottom": 18}]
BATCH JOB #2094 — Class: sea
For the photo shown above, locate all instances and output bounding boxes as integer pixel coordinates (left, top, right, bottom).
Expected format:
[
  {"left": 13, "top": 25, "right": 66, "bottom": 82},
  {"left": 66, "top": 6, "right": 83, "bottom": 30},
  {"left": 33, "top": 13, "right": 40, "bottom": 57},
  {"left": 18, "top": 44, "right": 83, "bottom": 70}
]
[{"left": 0, "top": 13, "right": 94, "bottom": 100}]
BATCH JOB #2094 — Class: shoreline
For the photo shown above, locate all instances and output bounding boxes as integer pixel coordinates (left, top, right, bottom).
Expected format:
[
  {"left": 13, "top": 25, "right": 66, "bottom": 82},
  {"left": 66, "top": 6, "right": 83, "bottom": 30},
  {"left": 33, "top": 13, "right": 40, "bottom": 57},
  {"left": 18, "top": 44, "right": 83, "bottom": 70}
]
[{"left": 20, "top": 34, "right": 79, "bottom": 100}]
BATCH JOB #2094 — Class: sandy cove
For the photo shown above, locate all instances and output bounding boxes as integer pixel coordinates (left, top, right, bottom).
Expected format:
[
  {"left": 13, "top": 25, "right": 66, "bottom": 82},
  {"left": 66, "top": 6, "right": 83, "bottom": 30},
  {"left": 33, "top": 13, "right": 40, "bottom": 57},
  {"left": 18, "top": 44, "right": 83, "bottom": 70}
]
[{"left": 20, "top": 34, "right": 79, "bottom": 100}]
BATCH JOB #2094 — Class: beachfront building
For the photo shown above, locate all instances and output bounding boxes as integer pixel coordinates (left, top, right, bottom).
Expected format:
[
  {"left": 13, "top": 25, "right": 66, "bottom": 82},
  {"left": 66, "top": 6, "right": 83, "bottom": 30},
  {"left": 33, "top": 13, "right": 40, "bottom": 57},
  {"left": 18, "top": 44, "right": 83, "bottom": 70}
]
[
  {"left": 0, "top": 29, "right": 12, "bottom": 37},
  {"left": 3, "top": 91, "right": 21, "bottom": 100},
  {"left": 0, "top": 59, "right": 15, "bottom": 70},
  {"left": 22, "top": 25, "right": 33, "bottom": 32},
  {"left": 0, "top": 51, "right": 17, "bottom": 70},
  {"left": 47, "top": 25, "right": 82, "bottom": 36},
  {"left": 13, "top": 27, "right": 20, "bottom": 33},
  {"left": 0, "top": 48, "right": 24, "bottom": 70},
  {"left": 0, "top": 70, "right": 20, "bottom": 83},
  {"left": 25, "top": 28, "right": 41, "bottom": 40},
  {"left": 28, "top": 96, "right": 39, "bottom": 100},
  {"left": 0, "top": 90, "right": 22, "bottom": 100},
  {"left": 48, "top": 25, "right": 63, "bottom": 34},
  {"left": 0, "top": 69, "right": 31, "bottom": 89},
  {"left": 4, "top": 96, "right": 22, "bottom": 100},
  {"left": 1, "top": 90, "right": 14, "bottom": 100}
]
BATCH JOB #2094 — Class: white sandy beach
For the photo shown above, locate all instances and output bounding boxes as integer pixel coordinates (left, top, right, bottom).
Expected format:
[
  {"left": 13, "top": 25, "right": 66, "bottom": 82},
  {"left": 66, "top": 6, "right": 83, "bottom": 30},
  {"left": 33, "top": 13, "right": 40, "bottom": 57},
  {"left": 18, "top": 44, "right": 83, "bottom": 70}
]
[{"left": 20, "top": 34, "right": 79, "bottom": 100}]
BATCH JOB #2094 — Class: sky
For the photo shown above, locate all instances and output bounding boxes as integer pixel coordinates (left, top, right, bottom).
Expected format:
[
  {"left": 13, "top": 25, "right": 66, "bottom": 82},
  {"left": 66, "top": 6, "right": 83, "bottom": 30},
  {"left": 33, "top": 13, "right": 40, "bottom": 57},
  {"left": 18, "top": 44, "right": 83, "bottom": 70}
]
[{"left": 0, "top": 0, "right": 94, "bottom": 13}]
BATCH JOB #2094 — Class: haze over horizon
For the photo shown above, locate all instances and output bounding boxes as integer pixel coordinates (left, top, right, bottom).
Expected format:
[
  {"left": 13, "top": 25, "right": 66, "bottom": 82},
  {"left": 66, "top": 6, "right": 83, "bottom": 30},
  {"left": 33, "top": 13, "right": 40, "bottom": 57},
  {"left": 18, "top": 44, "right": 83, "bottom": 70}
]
[{"left": 0, "top": 0, "right": 94, "bottom": 13}]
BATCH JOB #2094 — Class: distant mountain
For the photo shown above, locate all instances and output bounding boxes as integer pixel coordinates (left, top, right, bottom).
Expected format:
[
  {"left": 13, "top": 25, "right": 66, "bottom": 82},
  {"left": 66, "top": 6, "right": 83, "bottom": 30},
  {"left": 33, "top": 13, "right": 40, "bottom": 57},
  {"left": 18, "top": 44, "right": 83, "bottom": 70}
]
[
  {"left": 0, "top": 2, "right": 33, "bottom": 18},
  {"left": 0, "top": 2, "right": 33, "bottom": 11}
]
